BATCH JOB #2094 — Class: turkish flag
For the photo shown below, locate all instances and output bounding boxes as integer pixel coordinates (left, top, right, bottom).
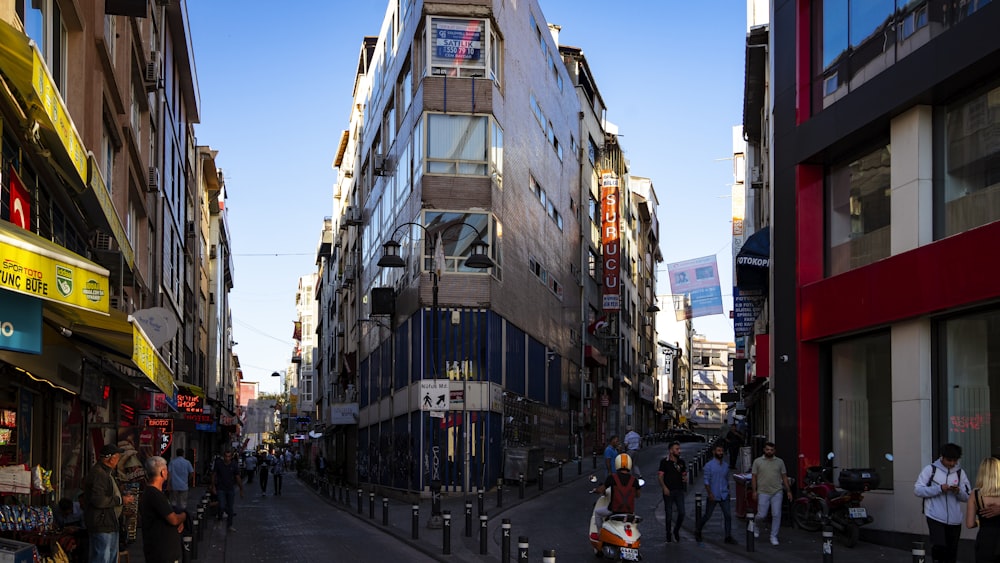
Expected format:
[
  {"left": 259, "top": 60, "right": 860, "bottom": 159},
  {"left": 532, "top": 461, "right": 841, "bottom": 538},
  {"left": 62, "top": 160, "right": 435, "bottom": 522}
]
[{"left": 9, "top": 165, "right": 31, "bottom": 230}]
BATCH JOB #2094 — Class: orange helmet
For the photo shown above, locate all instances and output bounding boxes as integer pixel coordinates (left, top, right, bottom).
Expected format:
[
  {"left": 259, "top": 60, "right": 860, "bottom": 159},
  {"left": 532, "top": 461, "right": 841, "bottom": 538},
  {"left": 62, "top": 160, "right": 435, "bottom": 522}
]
[{"left": 613, "top": 453, "right": 633, "bottom": 472}]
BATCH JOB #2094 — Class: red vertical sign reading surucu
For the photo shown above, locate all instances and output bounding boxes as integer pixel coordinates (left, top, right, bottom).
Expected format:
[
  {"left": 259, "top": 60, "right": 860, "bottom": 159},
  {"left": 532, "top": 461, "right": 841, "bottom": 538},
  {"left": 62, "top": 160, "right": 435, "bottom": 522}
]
[{"left": 600, "top": 170, "right": 620, "bottom": 312}]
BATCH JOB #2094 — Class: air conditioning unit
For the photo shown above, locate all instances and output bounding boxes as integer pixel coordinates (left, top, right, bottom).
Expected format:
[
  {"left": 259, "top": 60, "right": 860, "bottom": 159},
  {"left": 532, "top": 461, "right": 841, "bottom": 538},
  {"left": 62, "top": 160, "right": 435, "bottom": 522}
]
[
  {"left": 209, "top": 244, "right": 217, "bottom": 259},
  {"left": 147, "top": 166, "right": 159, "bottom": 192},
  {"left": 109, "top": 296, "right": 122, "bottom": 310},
  {"left": 336, "top": 322, "right": 345, "bottom": 336},
  {"left": 185, "top": 221, "right": 195, "bottom": 238},
  {"left": 144, "top": 51, "right": 161, "bottom": 91},
  {"left": 344, "top": 206, "right": 363, "bottom": 226},
  {"left": 343, "top": 265, "right": 356, "bottom": 282},
  {"left": 637, "top": 364, "right": 648, "bottom": 374},
  {"left": 582, "top": 381, "right": 594, "bottom": 400},
  {"left": 94, "top": 232, "right": 113, "bottom": 251},
  {"left": 374, "top": 154, "right": 388, "bottom": 176}
]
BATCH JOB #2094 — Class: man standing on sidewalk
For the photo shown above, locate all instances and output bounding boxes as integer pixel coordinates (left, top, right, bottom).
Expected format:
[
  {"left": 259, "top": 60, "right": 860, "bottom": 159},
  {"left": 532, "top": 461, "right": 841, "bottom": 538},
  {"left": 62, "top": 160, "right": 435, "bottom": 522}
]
[
  {"left": 167, "top": 448, "right": 194, "bottom": 510},
  {"left": 696, "top": 444, "right": 737, "bottom": 545},
  {"left": 751, "top": 441, "right": 793, "bottom": 546},
  {"left": 139, "top": 456, "right": 186, "bottom": 563},
  {"left": 624, "top": 426, "right": 642, "bottom": 478},
  {"left": 210, "top": 450, "right": 244, "bottom": 532},
  {"left": 657, "top": 441, "right": 688, "bottom": 542},
  {"left": 83, "top": 444, "right": 135, "bottom": 563}
]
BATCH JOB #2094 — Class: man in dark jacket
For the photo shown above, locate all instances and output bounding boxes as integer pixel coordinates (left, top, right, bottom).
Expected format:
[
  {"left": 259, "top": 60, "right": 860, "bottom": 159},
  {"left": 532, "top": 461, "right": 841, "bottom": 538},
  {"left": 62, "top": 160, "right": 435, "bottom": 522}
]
[
  {"left": 657, "top": 441, "right": 688, "bottom": 542},
  {"left": 83, "top": 444, "right": 134, "bottom": 563}
]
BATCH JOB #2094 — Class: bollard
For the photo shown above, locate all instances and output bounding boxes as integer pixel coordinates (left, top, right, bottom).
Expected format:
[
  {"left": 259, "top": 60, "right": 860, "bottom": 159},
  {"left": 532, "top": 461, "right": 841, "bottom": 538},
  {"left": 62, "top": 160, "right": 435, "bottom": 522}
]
[
  {"left": 442, "top": 510, "right": 452, "bottom": 555},
  {"left": 558, "top": 462, "right": 563, "bottom": 483},
  {"left": 543, "top": 549, "right": 556, "bottom": 563},
  {"left": 538, "top": 465, "right": 544, "bottom": 491},
  {"left": 480, "top": 514, "right": 489, "bottom": 555},
  {"left": 501, "top": 519, "right": 511, "bottom": 562},
  {"left": 190, "top": 528, "right": 198, "bottom": 560},
  {"left": 195, "top": 510, "right": 204, "bottom": 540},
  {"left": 592, "top": 452, "right": 597, "bottom": 470},
  {"left": 411, "top": 504, "right": 419, "bottom": 540},
  {"left": 822, "top": 525, "right": 834, "bottom": 562},
  {"left": 357, "top": 489, "right": 363, "bottom": 514},
  {"left": 193, "top": 517, "right": 201, "bottom": 543},
  {"left": 518, "top": 536, "right": 530, "bottom": 561},
  {"left": 382, "top": 497, "right": 389, "bottom": 526},
  {"left": 465, "top": 501, "right": 473, "bottom": 538},
  {"left": 578, "top": 458, "right": 582, "bottom": 476},
  {"left": 912, "top": 541, "right": 925, "bottom": 563},
  {"left": 497, "top": 478, "right": 504, "bottom": 508},
  {"left": 478, "top": 490, "right": 485, "bottom": 517},
  {"left": 369, "top": 492, "right": 375, "bottom": 519},
  {"left": 519, "top": 473, "right": 525, "bottom": 499},
  {"left": 182, "top": 535, "right": 192, "bottom": 563},
  {"left": 746, "top": 512, "right": 755, "bottom": 552},
  {"left": 695, "top": 493, "right": 703, "bottom": 541}
]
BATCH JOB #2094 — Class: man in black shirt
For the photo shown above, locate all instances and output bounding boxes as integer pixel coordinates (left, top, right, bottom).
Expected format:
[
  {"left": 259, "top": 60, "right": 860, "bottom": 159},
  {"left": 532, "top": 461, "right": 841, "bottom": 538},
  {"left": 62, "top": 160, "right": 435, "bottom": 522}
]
[
  {"left": 657, "top": 441, "right": 688, "bottom": 542},
  {"left": 211, "top": 450, "right": 244, "bottom": 532},
  {"left": 139, "top": 456, "right": 185, "bottom": 563}
]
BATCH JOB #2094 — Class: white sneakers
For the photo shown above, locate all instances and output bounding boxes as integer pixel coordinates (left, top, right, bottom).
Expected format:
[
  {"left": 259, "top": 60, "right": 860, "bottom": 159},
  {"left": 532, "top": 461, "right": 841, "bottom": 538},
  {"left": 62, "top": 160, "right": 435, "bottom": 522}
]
[{"left": 770, "top": 536, "right": 779, "bottom": 546}]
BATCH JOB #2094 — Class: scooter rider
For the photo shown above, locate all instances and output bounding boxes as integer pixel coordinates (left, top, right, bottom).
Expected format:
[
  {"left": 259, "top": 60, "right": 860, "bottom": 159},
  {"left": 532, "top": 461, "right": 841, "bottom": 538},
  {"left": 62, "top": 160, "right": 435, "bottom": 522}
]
[{"left": 593, "top": 453, "right": 642, "bottom": 534}]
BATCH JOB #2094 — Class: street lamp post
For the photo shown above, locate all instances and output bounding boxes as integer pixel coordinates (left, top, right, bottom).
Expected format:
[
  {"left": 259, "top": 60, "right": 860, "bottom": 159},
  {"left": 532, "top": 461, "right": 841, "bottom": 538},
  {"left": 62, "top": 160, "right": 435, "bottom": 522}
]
[{"left": 377, "top": 219, "right": 494, "bottom": 522}]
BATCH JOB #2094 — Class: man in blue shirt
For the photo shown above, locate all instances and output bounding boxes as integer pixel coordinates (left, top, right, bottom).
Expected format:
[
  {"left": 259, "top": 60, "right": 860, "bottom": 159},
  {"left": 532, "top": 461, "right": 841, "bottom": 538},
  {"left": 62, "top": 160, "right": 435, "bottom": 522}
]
[
  {"left": 696, "top": 444, "right": 737, "bottom": 545},
  {"left": 603, "top": 436, "right": 620, "bottom": 479}
]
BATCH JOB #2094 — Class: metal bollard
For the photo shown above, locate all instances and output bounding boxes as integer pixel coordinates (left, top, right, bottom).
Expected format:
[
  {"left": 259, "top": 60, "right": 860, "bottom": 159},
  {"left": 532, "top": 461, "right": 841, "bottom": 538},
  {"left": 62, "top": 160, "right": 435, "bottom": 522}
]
[
  {"left": 518, "top": 536, "right": 530, "bottom": 561},
  {"left": 182, "top": 535, "right": 192, "bottom": 563},
  {"left": 479, "top": 514, "right": 489, "bottom": 555},
  {"left": 912, "top": 541, "right": 926, "bottom": 563},
  {"left": 501, "top": 519, "right": 511, "bottom": 562},
  {"left": 369, "top": 492, "right": 375, "bottom": 519},
  {"left": 559, "top": 462, "right": 563, "bottom": 483},
  {"left": 190, "top": 528, "right": 198, "bottom": 560},
  {"left": 822, "top": 525, "right": 834, "bottom": 562},
  {"left": 357, "top": 489, "right": 363, "bottom": 514},
  {"left": 592, "top": 452, "right": 597, "bottom": 470},
  {"left": 442, "top": 510, "right": 452, "bottom": 555},
  {"left": 411, "top": 504, "right": 419, "bottom": 540},
  {"left": 578, "top": 458, "right": 582, "bottom": 475},
  {"left": 193, "top": 517, "right": 201, "bottom": 543},
  {"left": 465, "top": 501, "right": 473, "bottom": 537},
  {"left": 538, "top": 465, "right": 544, "bottom": 491},
  {"left": 746, "top": 512, "right": 755, "bottom": 552},
  {"left": 519, "top": 473, "right": 525, "bottom": 499},
  {"left": 497, "top": 478, "right": 504, "bottom": 508},
  {"left": 695, "top": 493, "right": 703, "bottom": 540},
  {"left": 478, "top": 490, "right": 485, "bottom": 517},
  {"left": 543, "top": 549, "right": 556, "bottom": 563},
  {"left": 382, "top": 497, "right": 389, "bottom": 525}
]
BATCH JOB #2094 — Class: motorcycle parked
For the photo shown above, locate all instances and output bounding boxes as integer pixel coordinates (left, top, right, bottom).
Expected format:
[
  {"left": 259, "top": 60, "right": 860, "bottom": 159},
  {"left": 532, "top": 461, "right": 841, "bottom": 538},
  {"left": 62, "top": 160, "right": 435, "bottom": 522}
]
[
  {"left": 792, "top": 453, "right": 879, "bottom": 547},
  {"left": 588, "top": 476, "right": 643, "bottom": 561}
]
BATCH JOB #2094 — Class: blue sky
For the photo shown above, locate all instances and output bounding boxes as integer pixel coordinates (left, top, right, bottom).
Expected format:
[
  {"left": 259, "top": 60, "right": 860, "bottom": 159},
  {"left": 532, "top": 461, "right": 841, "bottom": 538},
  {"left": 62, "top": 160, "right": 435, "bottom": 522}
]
[{"left": 187, "top": 1, "right": 748, "bottom": 394}]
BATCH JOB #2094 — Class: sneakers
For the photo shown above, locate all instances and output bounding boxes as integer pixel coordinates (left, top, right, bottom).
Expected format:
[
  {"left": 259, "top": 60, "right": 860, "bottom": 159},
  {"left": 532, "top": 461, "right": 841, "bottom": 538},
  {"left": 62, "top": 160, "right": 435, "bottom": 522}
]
[
  {"left": 665, "top": 532, "right": 672, "bottom": 544},
  {"left": 753, "top": 527, "right": 760, "bottom": 539},
  {"left": 228, "top": 526, "right": 237, "bottom": 532},
  {"left": 770, "top": 536, "right": 779, "bottom": 546},
  {"left": 724, "top": 536, "right": 738, "bottom": 545},
  {"left": 673, "top": 530, "right": 681, "bottom": 542}
]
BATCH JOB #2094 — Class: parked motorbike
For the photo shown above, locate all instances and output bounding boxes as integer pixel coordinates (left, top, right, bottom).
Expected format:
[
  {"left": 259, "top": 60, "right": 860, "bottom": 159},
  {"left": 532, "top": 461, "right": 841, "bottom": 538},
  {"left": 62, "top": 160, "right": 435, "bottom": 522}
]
[
  {"left": 588, "top": 475, "right": 644, "bottom": 561},
  {"left": 792, "top": 453, "right": 881, "bottom": 547}
]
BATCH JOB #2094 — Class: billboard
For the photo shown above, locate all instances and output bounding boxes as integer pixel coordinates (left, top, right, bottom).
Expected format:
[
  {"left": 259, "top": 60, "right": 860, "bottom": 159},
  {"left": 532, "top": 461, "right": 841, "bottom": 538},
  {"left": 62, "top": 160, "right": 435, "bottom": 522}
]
[
  {"left": 600, "top": 170, "right": 620, "bottom": 311},
  {"left": 666, "top": 255, "right": 724, "bottom": 320}
]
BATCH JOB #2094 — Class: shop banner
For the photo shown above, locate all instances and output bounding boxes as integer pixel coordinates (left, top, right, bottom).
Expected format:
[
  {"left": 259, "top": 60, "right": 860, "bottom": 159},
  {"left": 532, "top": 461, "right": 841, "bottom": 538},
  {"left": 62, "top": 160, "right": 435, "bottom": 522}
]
[
  {"left": 666, "top": 255, "right": 724, "bottom": 320},
  {"left": 600, "top": 170, "right": 621, "bottom": 311},
  {"left": 733, "top": 286, "right": 766, "bottom": 337},
  {"left": 0, "top": 290, "right": 41, "bottom": 354}
]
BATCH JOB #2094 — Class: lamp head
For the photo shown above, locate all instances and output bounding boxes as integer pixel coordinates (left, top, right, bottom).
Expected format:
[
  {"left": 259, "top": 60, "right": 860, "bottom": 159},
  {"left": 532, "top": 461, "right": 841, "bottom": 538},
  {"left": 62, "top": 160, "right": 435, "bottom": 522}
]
[
  {"left": 465, "top": 239, "right": 494, "bottom": 269},
  {"left": 378, "top": 239, "right": 406, "bottom": 268}
]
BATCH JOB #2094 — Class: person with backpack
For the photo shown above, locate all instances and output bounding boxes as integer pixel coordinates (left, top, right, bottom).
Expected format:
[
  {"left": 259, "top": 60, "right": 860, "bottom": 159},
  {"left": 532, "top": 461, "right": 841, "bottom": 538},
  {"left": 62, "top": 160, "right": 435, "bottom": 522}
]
[
  {"left": 592, "top": 453, "right": 641, "bottom": 534},
  {"left": 915, "top": 443, "right": 972, "bottom": 563},
  {"left": 658, "top": 441, "right": 688, "bottom": 542}
]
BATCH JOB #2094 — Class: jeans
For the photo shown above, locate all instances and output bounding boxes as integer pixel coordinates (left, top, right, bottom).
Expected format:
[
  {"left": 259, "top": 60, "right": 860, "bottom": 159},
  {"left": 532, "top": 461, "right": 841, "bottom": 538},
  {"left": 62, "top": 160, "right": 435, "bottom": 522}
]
[
  {"left": 697, "top": 496, "right": 732, "bottom": 537},
  {"left": 663, "top": 490, "right": 686, "bottom": 534},
  {"left": 259, "top": 468, "right": 269, "bottom": 492},
  {"left": 755, "top": 492, "right": 783, "bottom": 539},
  {"left": 89, "top": 530, "right": 119, "bottom": 563},
  {"left": 217, "top": 488, "right": 236, "bottom": 526},
  {"left": 273, "top": 473, "right": 283, "bottom": 495},
  {"left": 169, "top": 489, "right": 189, "bottom": 511},
  {"left": 926, "top": 517, "right": 961, "bottom": 563}
]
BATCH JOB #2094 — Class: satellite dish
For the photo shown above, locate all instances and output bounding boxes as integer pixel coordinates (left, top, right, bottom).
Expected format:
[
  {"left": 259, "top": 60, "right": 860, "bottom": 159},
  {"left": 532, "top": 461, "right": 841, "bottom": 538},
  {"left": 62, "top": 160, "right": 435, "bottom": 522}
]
[
  {"left": 308, "top": 430, "right": 323, "bottom": 439},
  {"left": 133, "top": 307, "right": 179, "bottom": 348}
]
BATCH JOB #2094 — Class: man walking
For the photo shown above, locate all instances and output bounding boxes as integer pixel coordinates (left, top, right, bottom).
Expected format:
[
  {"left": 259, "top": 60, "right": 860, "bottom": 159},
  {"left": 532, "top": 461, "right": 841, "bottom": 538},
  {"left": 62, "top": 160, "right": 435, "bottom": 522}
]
[
  {"left": 751, "top": 441, "right": 793, "bottom": 546},
  {"left": 657, "top": 441, "right": 688, "bottom": 542},
  {"left": 624, "top": 426, "right": 642, "bottom": 478},
  {"left": 139, "top": 456, "right": 186, "bottom": 563},
  {"left": 83, "top": 444, "right": 134, "bottom": 563},
  {"left": 604, "top": 436, "right": 620, "bottom": 479},
  {"left": 167, "top": 448, "right": 194, "bottom": 510},
  {"left": 210, "top": 450, "right": 244, "bottom": 532},
  {"left": 696, "top": 444, "right": 737, "bottom": 545},
  {"left": 271, "top": 450, "right": 285, "bottom": 496},
  {"left": 914, "top": 443, "right": 971, "bottom": 563},
  {"left": 259, "top": 451, "right": 270, "bottom": 495},
  {"left": 243, "top": 452, "right": 257, "bottom": 485}
]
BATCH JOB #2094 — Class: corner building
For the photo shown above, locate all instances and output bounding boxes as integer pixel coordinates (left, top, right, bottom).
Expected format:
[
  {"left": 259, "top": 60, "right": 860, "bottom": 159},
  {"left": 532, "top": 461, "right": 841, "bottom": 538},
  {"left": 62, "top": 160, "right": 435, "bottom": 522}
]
[{"left": 771, "top": 0, "right": 1000, "bottom": 547}]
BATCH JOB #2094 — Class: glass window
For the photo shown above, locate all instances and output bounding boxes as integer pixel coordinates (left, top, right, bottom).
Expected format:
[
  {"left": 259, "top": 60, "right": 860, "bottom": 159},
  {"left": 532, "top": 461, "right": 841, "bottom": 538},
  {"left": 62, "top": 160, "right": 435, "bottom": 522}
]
[
  {"left": 831, "top": 332, "right": 893, "bottom": 489},
  {"left": 423, "top": 210, "right": 492, "bottom": 274},
  {"left": 827, "top": 143, "right": 891, "bottom": 276},
  {"left": 426, "top": 114, "right": 488, "bottom": 175},
  {"left": 941, "top": 308, "right": 1000, "bottom": 487},
  {"left": 428, "top": 17, "right": 489, "bottom": 78},
  {"left": 937, "top": 80, "right": 1000, "bottom": 238}
]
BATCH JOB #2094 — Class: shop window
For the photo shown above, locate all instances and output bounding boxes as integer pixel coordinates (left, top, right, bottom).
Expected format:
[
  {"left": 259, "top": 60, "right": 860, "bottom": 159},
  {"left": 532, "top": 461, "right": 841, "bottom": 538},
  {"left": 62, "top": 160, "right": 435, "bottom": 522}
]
[
  {"left": 940, "top": 308, "right": 1000, "bottom": 487},
  {"left": 830, "top": 331, "right": 893, "bottom": 489},
  {"left": 827, "top": 143, "right": 891, "bottom": 276},
  {"left": 936, "top": 80, "right": 1000, "bottom": 238}
]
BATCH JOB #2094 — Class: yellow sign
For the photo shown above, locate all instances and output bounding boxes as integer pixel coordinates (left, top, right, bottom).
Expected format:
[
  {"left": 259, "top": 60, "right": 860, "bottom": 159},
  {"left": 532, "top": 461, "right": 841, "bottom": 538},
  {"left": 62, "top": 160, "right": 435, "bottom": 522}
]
[
  {"left": 0, "top": 228, "right": 109, "bottom": 313},
  {"left": 131, "top": 324, "right": 173, "bottom": 395},
  {"left": 31, "top": 49, "right": 87, "bottom": 184}
]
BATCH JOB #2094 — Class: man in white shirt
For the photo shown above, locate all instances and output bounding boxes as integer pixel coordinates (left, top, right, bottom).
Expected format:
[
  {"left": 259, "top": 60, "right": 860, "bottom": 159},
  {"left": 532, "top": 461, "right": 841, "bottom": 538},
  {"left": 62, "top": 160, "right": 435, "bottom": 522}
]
[
  {"left": 167, "top": 448, "right": 195, "bottom": 510},
  {"left": 624, "top": 426, "right": 643, "bottom": 478}
]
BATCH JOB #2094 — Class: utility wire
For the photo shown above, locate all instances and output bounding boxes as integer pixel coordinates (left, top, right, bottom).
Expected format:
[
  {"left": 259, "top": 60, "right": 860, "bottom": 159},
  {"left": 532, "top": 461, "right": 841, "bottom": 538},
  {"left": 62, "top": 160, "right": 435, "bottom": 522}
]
[{"left": 233, "top": 317, "right": 295, "bottom": 346}]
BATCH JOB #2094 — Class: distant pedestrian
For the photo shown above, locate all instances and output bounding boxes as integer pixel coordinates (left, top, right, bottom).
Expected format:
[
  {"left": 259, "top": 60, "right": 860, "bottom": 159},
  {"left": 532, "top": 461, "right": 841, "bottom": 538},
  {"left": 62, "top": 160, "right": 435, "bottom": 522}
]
[
  {"left": 657, "top": 441, "right": 688, "bottom": 542},
  {"left": 695, "top": 444, "right": 737, "bottom": 545},
  {"left": 316, "top": 453, "right": 326, "bottom": 476},
  {"left": 724, "top": 423, "right": 746, "bottom": 470},
  {"left": 243, "top": 452, "right": 257, "bottom": 484},
  {"left": 139, "top": 456, "right": 185, "bottom": 563},
  {"left": 915, "top": 443, "right": 971, "bottom": 563},
  {"left": 210, "top": 450, "right": 244, "bottom": 532},
  {"left": 751, "top": 441, "right": 793, "bottom": 546},
  {"left": 604, "top": 436, "right": 620, "bottom": 479},
  {"left": 272, "top": 450, "right": 285, "bottom": 495},
  {"left": 259, "top": 452, "right": 270, "bottom": 495},
  {"left": 624, "top": 426, "right": 642, "bottom": 478},
  {"left": 166, "top": 448, "right": 194, "bottom": 510}
]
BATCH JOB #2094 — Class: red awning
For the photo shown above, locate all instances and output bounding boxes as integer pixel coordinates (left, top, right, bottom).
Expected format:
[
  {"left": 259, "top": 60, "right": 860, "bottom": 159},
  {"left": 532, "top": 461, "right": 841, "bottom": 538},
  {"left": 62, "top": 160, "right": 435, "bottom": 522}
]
[{"left": 585, "top": 345, "right": 608, "bottom": 367}]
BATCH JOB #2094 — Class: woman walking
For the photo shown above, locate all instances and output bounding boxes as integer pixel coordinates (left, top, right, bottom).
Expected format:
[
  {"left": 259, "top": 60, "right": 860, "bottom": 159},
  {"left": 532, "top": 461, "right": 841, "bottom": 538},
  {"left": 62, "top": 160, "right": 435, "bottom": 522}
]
[{"left": 965, "top": 456, "right": 1000, "bottom": 562}]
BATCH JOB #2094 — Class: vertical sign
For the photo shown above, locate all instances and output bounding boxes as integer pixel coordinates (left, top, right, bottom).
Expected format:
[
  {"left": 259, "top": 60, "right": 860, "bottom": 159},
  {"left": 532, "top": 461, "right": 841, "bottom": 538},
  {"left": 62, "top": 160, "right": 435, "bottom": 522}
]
[{"left": 600, "top": 170, "right": 620, "bottom": 312}]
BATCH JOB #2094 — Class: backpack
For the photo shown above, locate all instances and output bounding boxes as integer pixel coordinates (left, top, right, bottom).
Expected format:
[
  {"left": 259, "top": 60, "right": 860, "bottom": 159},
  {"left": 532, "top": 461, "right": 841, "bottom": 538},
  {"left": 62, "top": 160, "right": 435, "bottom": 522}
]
[
  {"left": 609, "top": 473, "right": 637, "bottom": 514},
  {"left": 920, "top": 464, "right": 964, "bottom": 514}
]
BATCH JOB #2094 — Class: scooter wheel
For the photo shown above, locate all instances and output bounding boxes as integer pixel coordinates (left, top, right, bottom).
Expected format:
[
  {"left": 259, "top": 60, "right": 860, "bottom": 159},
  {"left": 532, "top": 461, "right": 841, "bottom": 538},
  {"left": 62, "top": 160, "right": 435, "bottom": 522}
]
[{"left": 792, "top": 501, "right": 823, "bottom": 532}]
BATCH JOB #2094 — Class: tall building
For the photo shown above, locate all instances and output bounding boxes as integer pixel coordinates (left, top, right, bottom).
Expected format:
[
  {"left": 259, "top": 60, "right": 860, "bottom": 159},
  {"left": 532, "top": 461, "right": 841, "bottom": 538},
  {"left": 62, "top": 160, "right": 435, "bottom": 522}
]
[
  {"left": 324, "top": 0, "right": 661, "bottom": 492},
  {"left": 767, "top": 0, "right": 1000, "bottom": 545}
]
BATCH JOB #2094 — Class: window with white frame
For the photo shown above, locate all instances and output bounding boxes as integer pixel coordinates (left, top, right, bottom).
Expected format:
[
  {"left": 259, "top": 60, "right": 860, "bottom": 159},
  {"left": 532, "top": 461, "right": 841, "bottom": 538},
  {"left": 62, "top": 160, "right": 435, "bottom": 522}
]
[
  {"left": 427, "top": 17, "right": 499, "bottom": 82},
  {"left": 425, "top": 113, "right": 501, "bottom": 176},
  {"left": 101, "top": 120, "right": 115, "bottom": 194},
  {"left": 420, "top": 210, "right": 497, "bottom": 275}
]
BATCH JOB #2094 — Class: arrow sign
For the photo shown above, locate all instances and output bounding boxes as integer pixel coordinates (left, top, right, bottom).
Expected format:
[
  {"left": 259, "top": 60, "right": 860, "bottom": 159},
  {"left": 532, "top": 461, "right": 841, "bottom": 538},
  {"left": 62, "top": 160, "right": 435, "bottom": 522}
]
[{"left": 419, "top": 379, "right": 451, "bottom": 412}]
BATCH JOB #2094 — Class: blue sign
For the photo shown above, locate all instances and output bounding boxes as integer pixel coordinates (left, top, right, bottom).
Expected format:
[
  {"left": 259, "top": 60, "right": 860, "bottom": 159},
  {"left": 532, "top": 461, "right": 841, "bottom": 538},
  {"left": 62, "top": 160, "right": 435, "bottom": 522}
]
[{"left": 0, "top": 290, "right": 42, "bottom": 354}]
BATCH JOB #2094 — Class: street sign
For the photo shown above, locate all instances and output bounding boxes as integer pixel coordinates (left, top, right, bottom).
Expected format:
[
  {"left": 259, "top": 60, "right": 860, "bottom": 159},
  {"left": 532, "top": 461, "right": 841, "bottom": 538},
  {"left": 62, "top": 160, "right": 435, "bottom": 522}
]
[{"left": 420, "top": 379, "right": 450, "bottom": 411}]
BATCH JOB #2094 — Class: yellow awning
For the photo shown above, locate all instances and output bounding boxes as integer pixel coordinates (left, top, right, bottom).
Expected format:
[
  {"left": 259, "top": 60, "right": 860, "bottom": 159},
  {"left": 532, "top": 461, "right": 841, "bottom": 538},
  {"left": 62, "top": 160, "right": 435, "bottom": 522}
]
[
  {"left": 0, "top": 220, "right": 110, "bottom": 313},
  {"left": 44, "top": 302, "right": 174, "bottom": 395},
  {"left": 176, "top": 382, "right": 205, "bottom": 398}
]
